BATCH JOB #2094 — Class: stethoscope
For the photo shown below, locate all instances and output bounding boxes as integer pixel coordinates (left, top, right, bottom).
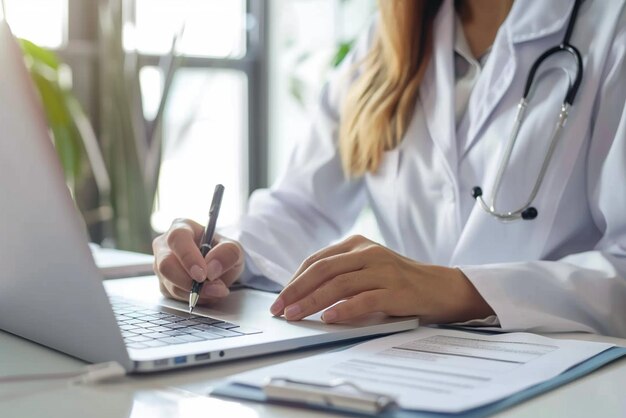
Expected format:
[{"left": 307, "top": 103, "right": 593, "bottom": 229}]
[{"left": 471, "top": 0, "right": 584, "bottom": 221}]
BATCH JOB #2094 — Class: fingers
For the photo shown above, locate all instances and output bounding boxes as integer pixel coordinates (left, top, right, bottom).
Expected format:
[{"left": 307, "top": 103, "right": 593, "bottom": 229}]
[
  {"left": 161, "top": 277, "right": 230, "bottom": 303},
  {"left": 166, "top": 220, "right": 208, "bottom": 282},
  {"left": 290, "top": 235, "right": 371, "bottom": 280},
  {"left": 155, "top": 249, "right": 194, "bottom": 291},
  {"left": 271, "top": 251, "right": 368, "bottom": 316},
  {"left": 281, "top": 271, "right": 381, "bottom": 321},
  {"left": 204, "top": 240, "right": 245, "bottom": 286},
  {"left": 199, "top": 280, "right": 230, "bottom": 298},
  {"left": 153, "top": 217, "right": 245, "bottom": 308},
  {"left": 321, "top": 290, "right": 386, "bottom": 323}
]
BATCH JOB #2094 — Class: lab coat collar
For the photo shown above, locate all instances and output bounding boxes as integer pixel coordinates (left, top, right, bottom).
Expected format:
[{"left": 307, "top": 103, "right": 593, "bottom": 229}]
[
  {"left": 505, "top": 0, "right": 577, "bottom": 45},
  {"left": 417, "top": 0, "right": 578, "bottom": 183},
  {"left": 457, "top": 0, "right": 577, "bottom": 159}
]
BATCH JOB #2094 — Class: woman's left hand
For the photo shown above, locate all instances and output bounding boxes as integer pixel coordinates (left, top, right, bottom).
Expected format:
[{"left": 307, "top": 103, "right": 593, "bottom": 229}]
[{"left": 270, "top": 235, "right": 494, "bottom": 324}]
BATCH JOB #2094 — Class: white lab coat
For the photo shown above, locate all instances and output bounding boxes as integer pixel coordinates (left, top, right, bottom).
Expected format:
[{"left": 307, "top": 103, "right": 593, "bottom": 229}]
[{"left": 223, "top": 0, "right": 626, "bottom": 337}]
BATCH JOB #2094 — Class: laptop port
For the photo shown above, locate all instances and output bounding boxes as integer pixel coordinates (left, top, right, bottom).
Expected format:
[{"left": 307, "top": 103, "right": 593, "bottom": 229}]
[
  {"left": 174, "top": 356, "right": 187, "bottom": 365},
  {"left": 194, "top": 352, "right": 211, "bottom": 361}
]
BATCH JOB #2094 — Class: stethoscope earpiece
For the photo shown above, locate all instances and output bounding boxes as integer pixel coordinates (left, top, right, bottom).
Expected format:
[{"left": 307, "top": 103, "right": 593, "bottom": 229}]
[{"left": 471, "top": 187, "right": 483, "bottom": 199}]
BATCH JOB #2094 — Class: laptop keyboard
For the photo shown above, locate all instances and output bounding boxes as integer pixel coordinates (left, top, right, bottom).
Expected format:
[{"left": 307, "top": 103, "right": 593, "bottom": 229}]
[{"left": 110, "top": 298, "right": 262, "bottom": 349}]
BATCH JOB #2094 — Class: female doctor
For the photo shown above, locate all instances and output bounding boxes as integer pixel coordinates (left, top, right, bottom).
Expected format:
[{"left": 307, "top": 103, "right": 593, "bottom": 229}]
[{"left": 153, "top": 0, "right": 626, "bottom": 337}]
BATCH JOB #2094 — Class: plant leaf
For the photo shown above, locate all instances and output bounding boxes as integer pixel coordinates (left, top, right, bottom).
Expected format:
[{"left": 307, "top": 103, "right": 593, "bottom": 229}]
[
  {"left": 332, "top": 40, "right": 355, "bottom": 67},
  {"left": 19, "top": 39, "right": 60, "bottom": 71}
]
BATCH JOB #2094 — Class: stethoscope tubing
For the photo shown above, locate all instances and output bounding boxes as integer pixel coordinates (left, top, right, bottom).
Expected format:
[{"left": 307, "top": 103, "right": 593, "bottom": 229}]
[{"left": 472, "top": 0, "right": 584, "bottom": 221}]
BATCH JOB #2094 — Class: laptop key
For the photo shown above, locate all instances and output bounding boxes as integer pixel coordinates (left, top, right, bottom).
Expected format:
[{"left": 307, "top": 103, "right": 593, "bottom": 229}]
[
  {"left": 123, "top": 312, "right": 145, "bottom": 319},
  {"left": 212, "top": 322, "right": 239, "bottom": 329},
  {"left": 144, "top": 325, "right": 170, "bottom": 332},
  {"left": 190, "top": 331, "right": 224, "bottom": 340},
  {"left": 204, "top": 327, "right": 242, "bottom": 337},
  {"left": 194, "top": 317, "right": 224, "bottom": 325},
  {"left": 130, "top": 327, "right": 155, "bottom": 335},
  {"left": 177, "top": 334, "right": 205, "bottom": 343},
  {"left": 177, "top": 320, "right": 202, "bottom": 327},
  {"left": 157, "top": 337, "right": 188, "bottom": 345},
  {"left": 154, "top": 316, "right": 177, "bottom": 322},
  {"left": 126, "top": 335, "right": 153, "bottom": 343},
  {"left": 189, "top": 324, "right": 215, "bottom": 332},
  {"left": 162, "top": 316, "right": 188, "bottom": 323},
  {"left": 163, "top": 323, "right": 187, "bottom": 330},
  {"left": 137, "top": 309, "right": 157, "bottom": 314},
  {"left": 120, "top": 324, "right": 139, "bottom": 331},
  {"left": 148, "top": 319, "right": 171, "bottom": 326},
  {"left": 163, "top": 330, "right": 191, "bottom": 337},
  {"left": 144, "top": 332, "right": 166, "bottom": 339},
  {"left": 138, "top": 315, "right": 160, "bottom": 321}
]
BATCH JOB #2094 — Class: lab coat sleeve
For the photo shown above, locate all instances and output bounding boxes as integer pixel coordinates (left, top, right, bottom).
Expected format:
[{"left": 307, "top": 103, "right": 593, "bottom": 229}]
[
  {"left": 219, "top": 26, "right": 376, "bottom": 290},
  {"left": 460, "top": 23, "right": 626, "bottom": 337}
]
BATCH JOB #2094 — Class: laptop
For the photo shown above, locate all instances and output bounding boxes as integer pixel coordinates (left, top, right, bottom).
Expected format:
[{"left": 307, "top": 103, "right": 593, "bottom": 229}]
[{"left": 0, "top": 20, "right": 418, "bottom": 373}]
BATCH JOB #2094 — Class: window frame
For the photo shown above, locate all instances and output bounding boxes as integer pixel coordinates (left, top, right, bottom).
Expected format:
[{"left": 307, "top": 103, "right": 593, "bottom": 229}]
[
  {"left": 131, "top": 0, "right": 269, "bottom": 193},
  {"left": 6, "top": 0, "right": 269, "bottom": 241}
]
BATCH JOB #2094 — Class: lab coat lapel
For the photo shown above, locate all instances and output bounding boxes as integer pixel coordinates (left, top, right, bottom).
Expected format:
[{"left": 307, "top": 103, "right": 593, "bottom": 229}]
[
  {"left": 419, "top": 0, "right": 458, "bottom": 184},
  {"left": 459, "top": 0, "right": 576, "bottom": 159},
  {"left": 450, "top": 0, "right": 580, "bottom": 265}
]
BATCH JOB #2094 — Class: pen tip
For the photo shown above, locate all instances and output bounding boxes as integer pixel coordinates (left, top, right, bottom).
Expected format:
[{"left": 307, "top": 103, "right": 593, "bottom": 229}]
[{"left": 189, "top": 307, "right": 194, "bottom": 314}]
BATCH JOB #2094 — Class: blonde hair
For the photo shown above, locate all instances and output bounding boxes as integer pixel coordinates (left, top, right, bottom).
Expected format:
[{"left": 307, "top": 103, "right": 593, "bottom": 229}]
[{"left": 339, "top": 0, "right": 442, "bottom": 176}]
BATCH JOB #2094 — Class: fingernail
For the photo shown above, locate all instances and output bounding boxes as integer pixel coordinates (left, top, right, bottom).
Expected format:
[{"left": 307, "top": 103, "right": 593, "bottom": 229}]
[
  {"left": 270, "top": 298, "right": 284, "bottom": 315},
  {"left": 322, "top": 309, "right": 337, "bottom": 323},
  {"left": 190, "top": 265, "right": 206, "bottom": 282},
  {"left": 202, "top": 282, "right": 229, "bottom": 297},
  {"left": 206, "top": 259, "right": 222, "bottom": 281},
  {"left": 284, "top": 304, "right": 301, "bottom": 320}
]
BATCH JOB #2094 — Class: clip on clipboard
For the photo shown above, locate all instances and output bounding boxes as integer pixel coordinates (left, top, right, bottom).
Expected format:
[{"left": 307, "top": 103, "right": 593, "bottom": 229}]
[{"left": 262, "top": 377, "right": 397, "bottom": 414}]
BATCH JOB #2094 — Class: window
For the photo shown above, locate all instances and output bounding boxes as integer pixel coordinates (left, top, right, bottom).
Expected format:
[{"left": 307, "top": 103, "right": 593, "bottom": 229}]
[
  {"left": 132, "top": 0, "right": 246, "bottom": 58},
  {"left": 1, "top": 0, "right": 66, "bottom": 48},
  {"left": 2, "top": 0, "right": 267, "bottom": 241},
  {"left": 128, "top": 0, "right": 266, "bottom": 233},
  {"left": 145, "top": 67, "right": 248, "bottom": 230}
]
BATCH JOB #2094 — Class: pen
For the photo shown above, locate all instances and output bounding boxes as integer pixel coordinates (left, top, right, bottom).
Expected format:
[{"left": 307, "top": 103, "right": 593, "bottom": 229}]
[{"left": 189, "top": 184, "right": 225, "bottom": 314}]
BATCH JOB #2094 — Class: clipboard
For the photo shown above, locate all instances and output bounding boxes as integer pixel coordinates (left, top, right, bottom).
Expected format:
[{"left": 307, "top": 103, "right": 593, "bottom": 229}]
[{"left": 212, "top": 346, "right": 626, "bottom": 418}]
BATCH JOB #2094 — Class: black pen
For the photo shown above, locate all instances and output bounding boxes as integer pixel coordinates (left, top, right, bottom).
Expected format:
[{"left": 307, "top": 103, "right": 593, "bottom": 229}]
[{"left": 189, "top": 184, "right": 225, "bottom": 314}]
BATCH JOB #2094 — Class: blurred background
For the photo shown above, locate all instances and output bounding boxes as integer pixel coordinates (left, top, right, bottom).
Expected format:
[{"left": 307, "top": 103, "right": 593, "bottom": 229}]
[{"left": 0, "top": 0, "right": 378, "bottom": 253}]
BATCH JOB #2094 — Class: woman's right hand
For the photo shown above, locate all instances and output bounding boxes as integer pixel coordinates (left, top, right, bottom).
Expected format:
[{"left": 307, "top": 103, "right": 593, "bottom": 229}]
[{"left": 152, "top": 218, "right": 245, "bottom": 305}]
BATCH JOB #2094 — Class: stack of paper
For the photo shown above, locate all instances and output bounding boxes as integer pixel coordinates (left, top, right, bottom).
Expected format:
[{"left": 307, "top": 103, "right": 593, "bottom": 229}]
[{"left": 220, "top": 327, "right": 617, "bottom": 414}]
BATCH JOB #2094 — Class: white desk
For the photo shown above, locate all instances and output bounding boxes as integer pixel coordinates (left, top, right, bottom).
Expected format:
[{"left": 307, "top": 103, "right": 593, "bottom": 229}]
[{"left": 2, "top": 281, "right": 626, "bottom": 418}]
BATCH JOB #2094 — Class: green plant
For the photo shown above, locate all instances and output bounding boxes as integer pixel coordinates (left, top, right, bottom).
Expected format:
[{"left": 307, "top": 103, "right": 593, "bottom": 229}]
[
  {"left": 7, "top": 0, "right": 182, "bottom": 253},
  {"left": 98, "top": 0, "right": 183, "bottom": 252},
  {"left": 18, "top": 37, "right": 113, "bottom": 239},
  {"left": 20, "top": 40, "right": 107, "bottom": 195}
]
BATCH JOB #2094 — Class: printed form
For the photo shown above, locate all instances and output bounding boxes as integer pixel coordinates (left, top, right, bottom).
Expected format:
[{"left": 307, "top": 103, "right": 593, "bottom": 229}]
[{"left": 229, "top": 327, "right": 613, "bottom": 412}]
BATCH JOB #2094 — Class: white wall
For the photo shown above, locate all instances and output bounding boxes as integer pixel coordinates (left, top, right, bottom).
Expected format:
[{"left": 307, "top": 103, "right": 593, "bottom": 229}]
[
  {"left": 267, "top": 0, "right": 375, "bottom": 183},
  {"left": 267, "top": 0, "right": 382, "bottom": 243}
]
